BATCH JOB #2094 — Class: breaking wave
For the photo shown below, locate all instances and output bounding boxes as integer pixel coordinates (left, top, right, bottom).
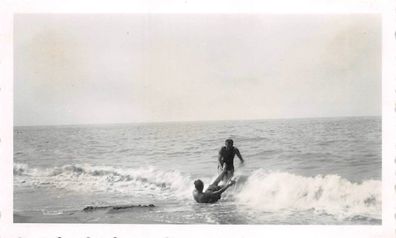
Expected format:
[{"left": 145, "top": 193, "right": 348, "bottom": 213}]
[
  {"left": 234, "top": 169, "right": 381, "bottom": 220},
  {"left": 14, "top": 163, "right": 381, "bottom": 220},
  {"left": 14, "top": 162, "right": 193, "bottom": 199}
]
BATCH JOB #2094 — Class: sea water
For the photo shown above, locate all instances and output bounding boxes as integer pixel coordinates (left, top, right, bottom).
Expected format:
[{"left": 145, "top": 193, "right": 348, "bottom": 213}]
[{"left": 13, "top": 117, "right": 381, "bottom": 224}]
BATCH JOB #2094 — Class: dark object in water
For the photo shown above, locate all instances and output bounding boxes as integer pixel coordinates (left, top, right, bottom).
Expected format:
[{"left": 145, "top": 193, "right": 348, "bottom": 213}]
[{"left": 83, "top": 204, "right": 155, "bottom": 212}]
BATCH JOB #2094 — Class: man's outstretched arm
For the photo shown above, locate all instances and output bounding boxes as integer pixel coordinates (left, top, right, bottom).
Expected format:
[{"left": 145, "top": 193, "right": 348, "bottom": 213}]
[
  {"left": 218, "top": 150, "right": 224, "bottom": 168},
  {"left": 211, "top": 180, "right": 236, "bottom": 196},
  {"left": 236, "top": 148, "right": 244, "bottom": 163}
]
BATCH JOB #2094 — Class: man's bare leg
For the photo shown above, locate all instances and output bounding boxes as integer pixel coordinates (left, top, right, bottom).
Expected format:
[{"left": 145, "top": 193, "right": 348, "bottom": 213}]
[
  {"left": 220, "top": 170, "right": 234, "bottom": 184},
  {"left": 211, "top": 169, "right": 227, "bottom": 186}
]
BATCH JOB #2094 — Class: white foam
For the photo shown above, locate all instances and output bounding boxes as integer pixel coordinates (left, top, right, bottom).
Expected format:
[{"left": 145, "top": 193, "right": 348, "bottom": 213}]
[
  {"left": 14, "top": 163, "right": 193, "bottom": 200},
  {"left": 234, "top": 169, "right": 381, "bottom": 220},
  {"left": 14, "top": 163, "right": 381, "bottom": 220},
  {"left": 13, "top": 162, "right": 29, "bottom": 176}
]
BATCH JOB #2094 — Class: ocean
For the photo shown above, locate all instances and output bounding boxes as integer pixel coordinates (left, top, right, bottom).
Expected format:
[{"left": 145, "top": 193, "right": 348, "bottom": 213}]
[{"left": 13, "top": 116, "right": 381, "bottom": 224}]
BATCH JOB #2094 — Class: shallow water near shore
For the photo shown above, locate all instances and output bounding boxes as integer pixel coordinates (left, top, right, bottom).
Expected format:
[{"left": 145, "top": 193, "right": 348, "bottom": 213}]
[{"left": 14, "top": 116, "right": 381, "bottom": 224}]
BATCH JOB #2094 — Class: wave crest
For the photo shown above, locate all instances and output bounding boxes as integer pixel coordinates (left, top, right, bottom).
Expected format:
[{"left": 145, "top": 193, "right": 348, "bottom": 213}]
[
  {"left": 14, "top": 163, "right": 192, "bottom": 198},
  {"left": 234, "top": 169, "right": 381, "bottom": 219},
  {"left": 14, "top": 163, "right": 381, "bottom": 220}
]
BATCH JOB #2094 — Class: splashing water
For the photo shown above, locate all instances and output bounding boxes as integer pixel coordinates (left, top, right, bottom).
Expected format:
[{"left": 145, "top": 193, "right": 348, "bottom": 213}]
[
  {"left": 14, "top": 163, "right": 193, "bottom": 201},
  {"left": 14, "top": 163, "right": 381, "bottom": 222},
  {"left": 234, "top": 169, "right": 381, "bottom": 220}
]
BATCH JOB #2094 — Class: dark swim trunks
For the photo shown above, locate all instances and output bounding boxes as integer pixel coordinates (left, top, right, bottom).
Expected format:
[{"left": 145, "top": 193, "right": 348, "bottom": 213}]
[{"left": 204, "top": 184, "right": 222, "bottom": 203}]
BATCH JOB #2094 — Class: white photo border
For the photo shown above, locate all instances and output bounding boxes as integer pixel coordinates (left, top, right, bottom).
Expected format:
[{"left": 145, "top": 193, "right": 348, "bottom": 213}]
[{"left": 0, "top": 0, "right": 395, "bottom": 237}]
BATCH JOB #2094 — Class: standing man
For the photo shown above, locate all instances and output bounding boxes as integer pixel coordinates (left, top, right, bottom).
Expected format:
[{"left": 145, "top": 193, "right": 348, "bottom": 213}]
[{"left": 218, "top": 139, "right": 244, "bottom": 182}]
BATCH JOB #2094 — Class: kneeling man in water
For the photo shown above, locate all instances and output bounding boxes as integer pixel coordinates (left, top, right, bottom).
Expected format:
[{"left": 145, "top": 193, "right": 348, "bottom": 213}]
[{"left": 193, "top": 169, "right": 236, "bottom": 203}]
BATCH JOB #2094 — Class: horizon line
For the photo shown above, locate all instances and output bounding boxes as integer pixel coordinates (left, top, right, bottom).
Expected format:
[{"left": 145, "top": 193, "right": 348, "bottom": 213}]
[{"left": 14, "top": 114, "right": 381, "bottom": 128}]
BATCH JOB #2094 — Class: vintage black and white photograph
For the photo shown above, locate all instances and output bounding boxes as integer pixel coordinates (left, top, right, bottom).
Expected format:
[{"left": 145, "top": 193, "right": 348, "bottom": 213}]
[{"left": 13, "top": 13, "right": 381, "bottom": 225}]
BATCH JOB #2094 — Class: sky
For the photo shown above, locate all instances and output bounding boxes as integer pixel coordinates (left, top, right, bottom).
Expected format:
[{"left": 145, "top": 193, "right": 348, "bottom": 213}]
[{"left": 14, "top": 14, "right": 381, "bottom": 126}]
